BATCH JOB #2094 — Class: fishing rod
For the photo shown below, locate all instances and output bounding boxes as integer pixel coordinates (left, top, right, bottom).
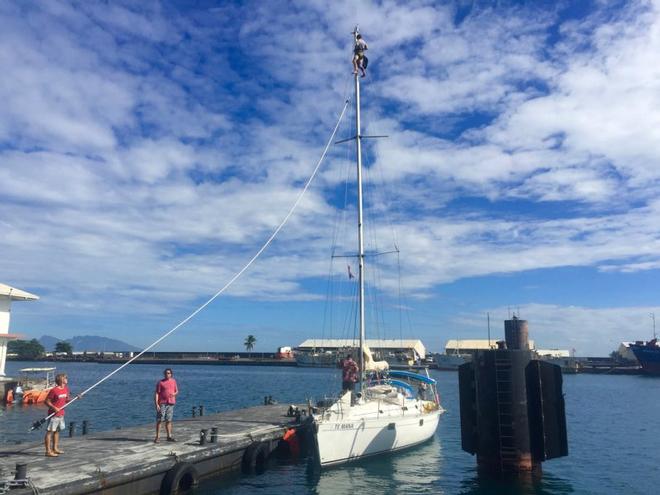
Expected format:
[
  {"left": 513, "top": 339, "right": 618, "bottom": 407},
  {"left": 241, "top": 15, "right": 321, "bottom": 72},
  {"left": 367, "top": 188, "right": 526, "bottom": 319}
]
[{"left": 30, "top": 98, "right": 351, "bottom": 432}]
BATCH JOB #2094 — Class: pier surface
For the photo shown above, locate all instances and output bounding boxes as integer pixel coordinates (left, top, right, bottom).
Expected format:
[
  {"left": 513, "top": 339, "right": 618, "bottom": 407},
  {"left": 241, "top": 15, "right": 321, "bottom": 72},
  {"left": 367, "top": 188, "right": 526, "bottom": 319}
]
[{"left": 0, "top": 404, "right": 303, "bottom": 494}]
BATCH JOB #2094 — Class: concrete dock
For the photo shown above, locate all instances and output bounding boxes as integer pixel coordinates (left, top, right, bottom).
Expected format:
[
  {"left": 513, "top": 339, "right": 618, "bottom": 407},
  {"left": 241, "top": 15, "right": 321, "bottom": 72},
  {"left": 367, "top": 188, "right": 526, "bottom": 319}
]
[{"left": 0, "top": 404, "right": 306, "bottom": 494}]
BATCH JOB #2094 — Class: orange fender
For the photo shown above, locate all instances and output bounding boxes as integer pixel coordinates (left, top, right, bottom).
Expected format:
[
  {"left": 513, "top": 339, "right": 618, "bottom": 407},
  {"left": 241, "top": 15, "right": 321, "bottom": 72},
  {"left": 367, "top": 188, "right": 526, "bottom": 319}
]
[{"left": 283, "top": 428, "right": 300, "bottom": 458}]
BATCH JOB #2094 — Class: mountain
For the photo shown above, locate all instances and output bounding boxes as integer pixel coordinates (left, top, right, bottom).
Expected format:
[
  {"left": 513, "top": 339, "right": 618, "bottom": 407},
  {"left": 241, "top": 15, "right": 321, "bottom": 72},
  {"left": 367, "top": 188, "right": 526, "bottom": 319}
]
[
  {"left": 39, "top": 335, "right": 140, "bottom": 352},
  {"left": 39, "top": 335, "right": 60, "bottom": 351}
]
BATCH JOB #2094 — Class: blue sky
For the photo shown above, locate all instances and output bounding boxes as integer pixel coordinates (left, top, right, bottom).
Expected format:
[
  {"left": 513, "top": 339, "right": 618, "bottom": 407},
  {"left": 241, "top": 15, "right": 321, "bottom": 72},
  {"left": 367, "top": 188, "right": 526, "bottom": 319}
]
[{"left": 2, "top": 0, "right": 660, "bottom": 356}]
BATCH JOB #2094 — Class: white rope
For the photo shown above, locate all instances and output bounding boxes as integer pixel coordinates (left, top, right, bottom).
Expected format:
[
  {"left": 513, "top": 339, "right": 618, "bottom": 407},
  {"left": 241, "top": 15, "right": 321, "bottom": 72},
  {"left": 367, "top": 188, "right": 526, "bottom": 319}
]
[{"left": 32, "top": 99, "right": 351, "bottom": 429}]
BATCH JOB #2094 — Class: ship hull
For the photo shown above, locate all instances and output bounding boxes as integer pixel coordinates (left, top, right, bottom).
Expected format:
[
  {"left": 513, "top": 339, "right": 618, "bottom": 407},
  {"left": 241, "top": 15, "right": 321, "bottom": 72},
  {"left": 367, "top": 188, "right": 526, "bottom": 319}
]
[
  {"left": 314, "top": 397, "right": 442, "bottom": 466},
  {"left": 630, "top": 343, "right": 660, "bottom": 375}
]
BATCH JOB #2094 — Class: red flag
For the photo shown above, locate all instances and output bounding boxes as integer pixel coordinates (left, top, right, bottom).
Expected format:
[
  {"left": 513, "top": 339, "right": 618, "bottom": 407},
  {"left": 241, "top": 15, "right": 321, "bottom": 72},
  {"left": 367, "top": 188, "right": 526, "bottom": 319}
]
[{"left": 347, "top": 265, "right": 355, "bottom": 279}]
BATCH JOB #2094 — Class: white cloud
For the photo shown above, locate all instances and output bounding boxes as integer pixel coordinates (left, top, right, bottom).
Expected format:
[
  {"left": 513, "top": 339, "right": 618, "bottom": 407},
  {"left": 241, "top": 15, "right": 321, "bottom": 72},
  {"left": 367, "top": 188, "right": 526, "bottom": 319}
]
[
  {"left": 452, "top": 303, "right": 657, "bottom": 356},
  {"left": 2, "top": 1, "right": 660, "bottom": 354}
]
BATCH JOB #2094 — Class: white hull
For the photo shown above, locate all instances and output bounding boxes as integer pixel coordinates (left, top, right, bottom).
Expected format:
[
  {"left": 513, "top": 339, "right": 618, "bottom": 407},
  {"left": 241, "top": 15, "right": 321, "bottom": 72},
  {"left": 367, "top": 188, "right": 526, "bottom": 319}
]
[{"left": 314, "top": 393, "right": 443, "bottom": 466}]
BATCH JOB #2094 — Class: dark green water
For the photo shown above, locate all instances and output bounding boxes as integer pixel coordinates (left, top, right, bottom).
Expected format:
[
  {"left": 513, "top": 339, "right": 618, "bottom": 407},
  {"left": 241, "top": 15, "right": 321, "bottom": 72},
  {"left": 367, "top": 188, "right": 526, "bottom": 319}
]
[{"left": 1, "top": 361, "right": 658, "bottom": 494}]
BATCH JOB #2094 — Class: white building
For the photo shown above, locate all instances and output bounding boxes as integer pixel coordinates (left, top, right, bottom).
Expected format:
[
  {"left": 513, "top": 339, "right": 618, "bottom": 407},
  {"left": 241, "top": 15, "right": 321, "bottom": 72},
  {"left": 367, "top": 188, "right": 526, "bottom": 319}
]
[
  {"left": 536, "top": 349, "right": 571, "bottom": 358},
  {"left": 296, "top": 339, "right": 427, "bottom": 360},
  {"left": 444, "top": 339, "right": 537, "bottom": 354},
  {"left": 617, "top": 342, "right": 638, "bottom": 362},
  {"left": 0, "top": 283, "right": 39, "bottom": 377}
]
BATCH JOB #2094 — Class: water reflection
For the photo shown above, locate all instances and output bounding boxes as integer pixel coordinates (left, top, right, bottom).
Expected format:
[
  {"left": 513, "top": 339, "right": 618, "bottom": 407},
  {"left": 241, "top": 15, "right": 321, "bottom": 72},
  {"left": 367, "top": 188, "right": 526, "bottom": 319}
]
[
  {"left": 458, "top": 471, "right": 574, "bottom": 495},
  {"left": 308, "top": 437, "right": 445, "bottom": 494}
]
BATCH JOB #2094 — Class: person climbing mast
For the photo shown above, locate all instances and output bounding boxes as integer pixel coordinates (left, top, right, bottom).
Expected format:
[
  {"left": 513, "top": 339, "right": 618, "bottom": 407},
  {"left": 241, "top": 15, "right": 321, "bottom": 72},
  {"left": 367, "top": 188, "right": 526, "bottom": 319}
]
[{"left": 352, "top": 33, "right": 368, "bottom": 77}]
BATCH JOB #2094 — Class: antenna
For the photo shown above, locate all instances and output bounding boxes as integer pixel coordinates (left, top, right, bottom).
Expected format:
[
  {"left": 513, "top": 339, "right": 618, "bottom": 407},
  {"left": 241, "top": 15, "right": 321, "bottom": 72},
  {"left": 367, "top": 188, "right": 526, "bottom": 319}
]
[
  {"left": 651, "top": 313, "right": 656, "bottom": 340},
  {"left": 487, "top": 312, "right": 491, "bottom": 348}
]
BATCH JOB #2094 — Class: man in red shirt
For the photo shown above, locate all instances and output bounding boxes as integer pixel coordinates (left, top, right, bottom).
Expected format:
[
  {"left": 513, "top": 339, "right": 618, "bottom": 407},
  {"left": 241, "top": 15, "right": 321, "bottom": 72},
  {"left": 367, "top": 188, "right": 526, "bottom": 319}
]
[
  {"left": 154, "top": 368, "right": 178, "bottom": 443},
  {"left": 44, "top": 373, "right": 72, "bottom": 457},
  {"left": 342, "top": 355, "right": 359, "bottom": 392}
]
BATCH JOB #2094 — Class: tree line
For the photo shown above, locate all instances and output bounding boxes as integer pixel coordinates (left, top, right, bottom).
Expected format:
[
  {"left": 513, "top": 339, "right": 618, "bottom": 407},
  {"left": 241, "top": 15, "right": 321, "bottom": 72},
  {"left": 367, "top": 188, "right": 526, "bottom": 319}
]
[
  {"left": 8, "top": 339, "right": 73, "bottom": 359},
  {"left": 8, "top": 336, "right": 258, "bottom": 360}
]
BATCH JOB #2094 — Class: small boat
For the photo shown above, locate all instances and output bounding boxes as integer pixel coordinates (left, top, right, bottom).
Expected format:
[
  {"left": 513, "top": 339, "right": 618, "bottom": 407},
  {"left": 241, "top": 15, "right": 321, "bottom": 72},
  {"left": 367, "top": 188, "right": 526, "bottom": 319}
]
[
  {"left": 5, "top": 367, "right": 56, "bottom": 404},
  {"left": 311, "top": 28, "right": 444, "bottom": 467}
]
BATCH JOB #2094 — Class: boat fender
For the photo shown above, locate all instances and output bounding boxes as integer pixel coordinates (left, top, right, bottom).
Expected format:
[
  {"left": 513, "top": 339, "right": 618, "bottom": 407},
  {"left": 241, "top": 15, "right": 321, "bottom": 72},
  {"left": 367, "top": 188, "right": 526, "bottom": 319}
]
[
  {"left": 160, "top": 462, "right": 199, "bottom": 495},
  {"left": 5, "top": 389, "right": 13, "bottom": 404},
  {"left": 241, "top": 441, "right": 270, "bottom": 475},
  {"left": 282, "top": 428, "right": 300, "bottom": 458}
]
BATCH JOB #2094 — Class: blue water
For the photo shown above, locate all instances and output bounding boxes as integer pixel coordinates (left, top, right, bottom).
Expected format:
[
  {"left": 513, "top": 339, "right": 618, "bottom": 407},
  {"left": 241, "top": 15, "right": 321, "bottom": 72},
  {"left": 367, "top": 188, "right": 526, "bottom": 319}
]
[{"left": 2, "top": 361, "right": 659, "bottom": 494}]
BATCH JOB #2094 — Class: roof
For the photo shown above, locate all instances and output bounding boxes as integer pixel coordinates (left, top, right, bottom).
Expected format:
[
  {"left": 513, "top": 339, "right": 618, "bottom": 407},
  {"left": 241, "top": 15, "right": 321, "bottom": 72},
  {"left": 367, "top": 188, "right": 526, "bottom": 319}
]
[
  {"left": 297, "top": 339, "right": 427, "bottom": 357},
  {"left": 0, "top": 283, "right": 39, "bottom": 301},
  {"left": 445, "top": 339, "right": 536, "bottom": 350}
]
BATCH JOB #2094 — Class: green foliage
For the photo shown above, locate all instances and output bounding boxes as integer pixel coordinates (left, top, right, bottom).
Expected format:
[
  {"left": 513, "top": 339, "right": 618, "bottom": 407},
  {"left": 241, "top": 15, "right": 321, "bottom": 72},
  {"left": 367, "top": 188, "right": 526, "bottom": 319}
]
[
  {"left": 55, "top": 341, "right": 73, "bottom": 355},
  {"left": 7, "top": 339, "right": 45, "bottom": 359},
  {"left": 244, "top": 335, "right": 257, "bottom": 353}
]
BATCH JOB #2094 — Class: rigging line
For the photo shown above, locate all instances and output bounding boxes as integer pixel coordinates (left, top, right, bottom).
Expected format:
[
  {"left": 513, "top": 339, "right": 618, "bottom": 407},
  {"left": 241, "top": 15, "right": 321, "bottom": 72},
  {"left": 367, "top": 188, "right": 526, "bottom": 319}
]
[
  {"left": 323, "top": 79, "right": 354, "bottom": 340},
  {"left": 397, "top": 249, "right": 404, "bottom": 343},
  {"left": 30, "top": 98, "right": 351, "bottom": 429}
]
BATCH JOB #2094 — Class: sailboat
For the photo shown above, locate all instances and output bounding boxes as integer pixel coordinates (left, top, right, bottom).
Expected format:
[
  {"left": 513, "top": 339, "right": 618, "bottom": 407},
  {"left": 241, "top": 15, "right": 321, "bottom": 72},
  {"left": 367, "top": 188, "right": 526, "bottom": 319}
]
[{"left": 311, "top": 28, "right": 445, "bottom": 467}]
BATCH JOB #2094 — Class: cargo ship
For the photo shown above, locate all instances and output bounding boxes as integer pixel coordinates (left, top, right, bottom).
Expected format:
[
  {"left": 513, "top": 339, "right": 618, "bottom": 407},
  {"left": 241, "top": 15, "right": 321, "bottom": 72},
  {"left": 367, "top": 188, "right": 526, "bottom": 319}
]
[{"left": 629, "top": 339, "right": 660, "bottom": 375}]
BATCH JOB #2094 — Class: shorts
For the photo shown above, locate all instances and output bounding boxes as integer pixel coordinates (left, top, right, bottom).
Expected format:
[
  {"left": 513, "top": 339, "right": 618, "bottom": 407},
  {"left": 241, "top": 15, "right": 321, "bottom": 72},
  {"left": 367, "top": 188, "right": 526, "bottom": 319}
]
[
  {"left": 157, "top": 404, "right": 174, "bottom": 422},
  {"left": 46, "top": 416, "right": 66, "bottom": 432}
]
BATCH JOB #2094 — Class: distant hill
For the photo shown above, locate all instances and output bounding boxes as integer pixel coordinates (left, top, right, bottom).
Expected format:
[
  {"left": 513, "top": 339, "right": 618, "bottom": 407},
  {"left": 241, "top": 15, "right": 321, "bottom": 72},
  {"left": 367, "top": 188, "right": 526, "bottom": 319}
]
[
  {"left": 39, "top": 335, "right": 140, "bottom": 352},
  {"left": 39, "top": 335, "right": 60, "bottom": 351}
]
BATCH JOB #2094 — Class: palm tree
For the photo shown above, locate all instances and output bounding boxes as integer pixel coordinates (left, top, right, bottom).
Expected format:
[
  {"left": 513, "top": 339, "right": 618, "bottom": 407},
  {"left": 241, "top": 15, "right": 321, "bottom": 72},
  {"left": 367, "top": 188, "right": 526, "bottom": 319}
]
[{"left": 244, "top": 335, "right": 257, "bottom": 357}]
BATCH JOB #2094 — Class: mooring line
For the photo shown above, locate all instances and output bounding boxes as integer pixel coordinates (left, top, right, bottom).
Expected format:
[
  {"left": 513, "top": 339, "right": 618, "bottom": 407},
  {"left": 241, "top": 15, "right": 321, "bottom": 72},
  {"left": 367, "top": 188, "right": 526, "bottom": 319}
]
[{"left": 30, "top": 98, "right": 351, "bottom": 431}]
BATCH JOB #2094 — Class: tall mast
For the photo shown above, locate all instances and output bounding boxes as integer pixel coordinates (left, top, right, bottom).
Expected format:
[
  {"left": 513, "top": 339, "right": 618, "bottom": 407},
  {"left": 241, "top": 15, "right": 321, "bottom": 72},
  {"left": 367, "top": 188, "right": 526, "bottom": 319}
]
[{"left": 353, "top": 26, "right": 366, "bottom": 391}]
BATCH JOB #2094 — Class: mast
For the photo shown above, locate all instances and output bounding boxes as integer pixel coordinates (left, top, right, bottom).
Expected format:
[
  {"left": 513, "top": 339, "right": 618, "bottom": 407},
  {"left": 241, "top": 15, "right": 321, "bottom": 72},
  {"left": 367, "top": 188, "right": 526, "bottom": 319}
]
[{"left": 353, "top": 26, "right": 366, "bottom": 391}]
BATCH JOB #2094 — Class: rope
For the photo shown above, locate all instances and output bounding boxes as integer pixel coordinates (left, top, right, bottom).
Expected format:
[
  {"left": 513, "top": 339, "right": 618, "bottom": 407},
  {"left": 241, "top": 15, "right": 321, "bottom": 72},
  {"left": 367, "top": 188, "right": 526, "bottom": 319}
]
[{"left": 31, "top": 99, "right": 351, "bottom": 431}]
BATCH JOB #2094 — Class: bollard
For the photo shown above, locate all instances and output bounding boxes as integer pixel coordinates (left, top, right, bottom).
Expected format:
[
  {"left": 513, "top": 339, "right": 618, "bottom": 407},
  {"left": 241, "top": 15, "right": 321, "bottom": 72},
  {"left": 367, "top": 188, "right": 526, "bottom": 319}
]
[
  {"left": 192, "top": 406, "right": 197, "bottom": 418},
  {"left": 82, "top": 420, "right": 90, "bottom": 435},
  {"left": 199, "top": 405, "right": 204, "bottom": 417},
  {"left": 210, "top": 427, "right": 218, "bottom": 443},
  {"left": 264, "top": 396, "right": 268, "bottom": 405},
  {"left": 14, "top": 463, "right": 27, "bottom": 481},
  {"left": 68, "top": 422, "right": 76, "bottom": 437},
  {"left": 200, "top": 429, "right": 208, "bottom": 445}
]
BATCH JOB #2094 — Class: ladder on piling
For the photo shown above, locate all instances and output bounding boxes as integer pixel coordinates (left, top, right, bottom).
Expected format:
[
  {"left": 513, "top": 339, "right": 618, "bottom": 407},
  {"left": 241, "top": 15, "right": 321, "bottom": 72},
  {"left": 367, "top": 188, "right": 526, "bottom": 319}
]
[{"left": 494, "top": 355, "right": 517, "bottom": 471}]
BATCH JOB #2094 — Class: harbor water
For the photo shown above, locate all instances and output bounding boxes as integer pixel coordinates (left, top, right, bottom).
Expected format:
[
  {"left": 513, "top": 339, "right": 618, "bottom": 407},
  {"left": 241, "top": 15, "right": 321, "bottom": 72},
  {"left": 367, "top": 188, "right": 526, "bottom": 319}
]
[{"left": 1, "top": 361, "right": 659, "bottom": 494}]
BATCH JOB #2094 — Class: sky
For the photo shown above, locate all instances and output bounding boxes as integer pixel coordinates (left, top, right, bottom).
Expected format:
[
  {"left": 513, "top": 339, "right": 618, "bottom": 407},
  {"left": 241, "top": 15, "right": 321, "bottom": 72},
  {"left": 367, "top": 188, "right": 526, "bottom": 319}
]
[{"left": 2, "top": 0, "right": 660, "bottom": 356}]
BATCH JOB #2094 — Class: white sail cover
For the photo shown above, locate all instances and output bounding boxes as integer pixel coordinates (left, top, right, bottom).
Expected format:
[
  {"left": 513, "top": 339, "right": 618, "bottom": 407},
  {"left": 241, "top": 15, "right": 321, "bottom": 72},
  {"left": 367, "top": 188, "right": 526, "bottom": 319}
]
[{"left": 362, "top": 345, "right": 389, "bottom": 371}]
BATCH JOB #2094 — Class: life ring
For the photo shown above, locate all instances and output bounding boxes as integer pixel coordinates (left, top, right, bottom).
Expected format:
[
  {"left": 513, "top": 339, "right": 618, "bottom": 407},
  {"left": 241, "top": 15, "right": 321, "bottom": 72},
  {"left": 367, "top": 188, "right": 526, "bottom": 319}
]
[
  {"left": 241, "top": 441, "right": 270, "bottom": 475},
  {"left": 160, "top": 462, "right": 199, "bottom": 495}
]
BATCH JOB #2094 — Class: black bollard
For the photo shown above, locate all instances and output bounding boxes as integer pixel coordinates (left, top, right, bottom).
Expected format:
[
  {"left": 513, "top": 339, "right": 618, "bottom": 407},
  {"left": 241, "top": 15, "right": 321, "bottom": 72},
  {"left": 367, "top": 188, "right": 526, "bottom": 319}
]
[
  {"left": 192, "top": 406, "right": 197, "bottom": 418},
  {"left": 200, "top": 429, "right": 208, "bottom": 445},
  {"left": 210, "top": 427, "right": 218, "bottom": 443},
  {"left": 14, "top": 463, "right": 27, "bottom": 481},
  {"left": 199, "top": 405, "right": 204, "bottom": 417},
  {"left": 82, "top": 420, "right": 90, "bottom": 435},
  {"left": 68, "top": 421, "right": 76, "bottom": 437},
  {"left": 264, "top": 396, "right": 268, "bottom": 405}
]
